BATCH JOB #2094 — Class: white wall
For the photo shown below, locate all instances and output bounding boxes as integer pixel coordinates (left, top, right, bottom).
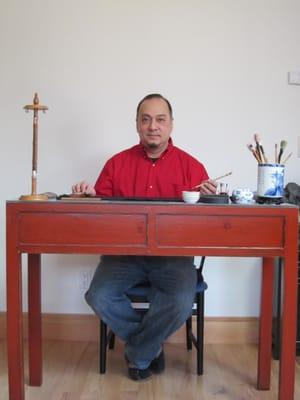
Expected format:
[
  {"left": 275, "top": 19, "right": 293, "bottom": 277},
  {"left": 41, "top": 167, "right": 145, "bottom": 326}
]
[{"left": 1, "top": 0, "right": 299, "bottom": 316}]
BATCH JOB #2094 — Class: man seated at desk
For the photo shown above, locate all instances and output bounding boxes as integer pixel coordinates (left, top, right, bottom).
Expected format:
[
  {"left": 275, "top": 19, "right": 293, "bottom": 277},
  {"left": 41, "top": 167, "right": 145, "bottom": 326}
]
[{"left": 72, "top": 93, "right": 217, "bottom": 380}]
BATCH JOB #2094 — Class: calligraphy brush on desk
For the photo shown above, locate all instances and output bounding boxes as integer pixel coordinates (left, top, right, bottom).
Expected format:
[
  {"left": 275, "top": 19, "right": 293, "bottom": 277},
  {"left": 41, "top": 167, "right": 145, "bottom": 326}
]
[{"left": 277, "top": 140, "right": 287, "bottom": 164}]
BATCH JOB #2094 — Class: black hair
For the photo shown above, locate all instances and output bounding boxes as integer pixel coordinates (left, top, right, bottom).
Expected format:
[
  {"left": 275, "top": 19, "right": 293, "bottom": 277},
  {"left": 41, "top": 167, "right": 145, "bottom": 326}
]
[{"left": 136, "top": 93, "right": 173, "bottom": 119}]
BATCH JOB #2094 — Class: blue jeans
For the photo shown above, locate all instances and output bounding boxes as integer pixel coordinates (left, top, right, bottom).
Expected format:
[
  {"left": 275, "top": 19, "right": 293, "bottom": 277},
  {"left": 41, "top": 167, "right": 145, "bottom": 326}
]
[{"left": 85, "top": 255, "right": 196, "bottom": 369}]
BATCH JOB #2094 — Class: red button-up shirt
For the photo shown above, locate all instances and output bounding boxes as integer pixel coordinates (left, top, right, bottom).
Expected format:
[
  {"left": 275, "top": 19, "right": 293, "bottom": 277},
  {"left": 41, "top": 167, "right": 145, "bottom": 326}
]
[{"left": 94, "top": 139, "right": 209, "bottom": 198}]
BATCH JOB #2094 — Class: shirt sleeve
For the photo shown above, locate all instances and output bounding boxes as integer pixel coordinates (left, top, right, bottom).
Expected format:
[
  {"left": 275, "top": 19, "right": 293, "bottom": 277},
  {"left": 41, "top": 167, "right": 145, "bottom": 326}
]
[
  {"left": 188, "top": 158, "right": 209, "bottom": 189},
  {"left": 94, "top": 159, "right": 114, "bottom": 196}
]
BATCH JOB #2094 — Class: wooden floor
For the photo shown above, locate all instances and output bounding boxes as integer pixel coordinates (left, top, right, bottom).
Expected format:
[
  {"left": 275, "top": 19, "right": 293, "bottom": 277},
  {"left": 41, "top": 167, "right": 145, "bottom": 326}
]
[{"left": 1, "top": 340, "right": 300, "bottom": 400}]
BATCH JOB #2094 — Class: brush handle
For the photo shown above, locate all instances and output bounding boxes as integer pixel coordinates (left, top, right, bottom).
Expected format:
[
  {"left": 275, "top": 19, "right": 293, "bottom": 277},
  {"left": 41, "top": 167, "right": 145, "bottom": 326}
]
[
  {"left": 252, "top": 150, "right": 260, "bottom": 162},
  {"left": 259, "top": 145, "right": 268, "bottom": 163},
  {"left": 254, "top": 141, "right": 261, "bottom": 162},
  {"left": 278, "top": 149, "right": 283, "bottom": 163},
  {"left": 213, "top": 171, "right": 233, "bottom": 181},
  {"left": 250, "top": 147, "right": 260, "bottom": 162},
  {"left": 282, "top": 152, "right": 292, "bottom": 164},
  {"left": 257, "top": 145, "right": 264, "bottom": 163}
]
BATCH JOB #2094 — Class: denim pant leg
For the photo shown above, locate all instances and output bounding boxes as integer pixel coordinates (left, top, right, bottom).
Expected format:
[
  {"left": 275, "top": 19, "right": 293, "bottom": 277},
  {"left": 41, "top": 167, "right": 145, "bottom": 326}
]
[
  {"left": 125, "top": 256, "right": 196, "bottom": 369},
  {"left": 85, "top": 255, "right": 148, "bottom": 341}
]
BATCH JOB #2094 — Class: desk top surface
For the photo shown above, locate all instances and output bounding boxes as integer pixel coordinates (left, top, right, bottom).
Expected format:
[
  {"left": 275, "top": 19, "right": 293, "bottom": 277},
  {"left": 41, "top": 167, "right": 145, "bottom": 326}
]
[{"left": 6, "top": 198, "right": 299, "bottom": 209}]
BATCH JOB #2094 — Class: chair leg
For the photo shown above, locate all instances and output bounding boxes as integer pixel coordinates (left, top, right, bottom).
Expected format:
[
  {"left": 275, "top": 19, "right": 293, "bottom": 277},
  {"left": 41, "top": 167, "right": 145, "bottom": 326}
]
[
  {"left": 108, "top": 331, "right": 115, "bottom": 349},
  {"left": 100, "top": 319, "right": 107, "bottom": 374},
  {"left": 186, "top": 317, "right": 192, "bottom": 350},
  {"left": 197, "top": 292, "right": 205, "bottom": 375}
]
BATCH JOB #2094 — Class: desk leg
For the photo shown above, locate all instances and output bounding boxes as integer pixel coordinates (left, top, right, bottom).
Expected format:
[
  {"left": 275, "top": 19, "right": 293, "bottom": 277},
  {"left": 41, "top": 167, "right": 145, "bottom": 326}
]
[
  {"left": 7, "top": 249, "right": 24, "bottom": 400},
  {"left": 257, "top": 257, "right": 274, "bottom": 390},
  {"left": 279, "top": 253, "right": 298, "bottom": 399},
  {"left": 28, "top": 254, "right": 42, "bottom": 386}
]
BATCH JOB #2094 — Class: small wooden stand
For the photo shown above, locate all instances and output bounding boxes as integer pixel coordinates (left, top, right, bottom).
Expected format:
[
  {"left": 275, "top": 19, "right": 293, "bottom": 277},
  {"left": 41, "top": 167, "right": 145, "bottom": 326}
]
[{"left": 20, "top": 93, "right": 48, "bottom": 201}]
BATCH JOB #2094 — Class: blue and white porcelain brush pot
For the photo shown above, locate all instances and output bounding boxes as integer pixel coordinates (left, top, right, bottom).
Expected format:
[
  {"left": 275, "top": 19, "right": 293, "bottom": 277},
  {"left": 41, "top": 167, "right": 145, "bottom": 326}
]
[{"left": 257, "top": 163, "right": 285, "bottom": 198}]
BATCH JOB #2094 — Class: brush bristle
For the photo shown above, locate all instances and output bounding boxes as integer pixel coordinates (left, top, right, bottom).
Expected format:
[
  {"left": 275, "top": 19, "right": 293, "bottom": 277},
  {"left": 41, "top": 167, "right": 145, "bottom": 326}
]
[
  {"left": 254, "top": 133, "right": 260, "bottom": 143},
  {"left": 280, "top": 140, "right": 287, "bottom": 149}
]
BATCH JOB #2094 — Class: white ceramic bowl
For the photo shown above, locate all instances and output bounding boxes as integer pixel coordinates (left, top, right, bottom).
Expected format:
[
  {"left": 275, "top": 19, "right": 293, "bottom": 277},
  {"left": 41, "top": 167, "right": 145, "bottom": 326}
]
[{"left": 182, "top": 191, "right": 200, "bottom": 204}]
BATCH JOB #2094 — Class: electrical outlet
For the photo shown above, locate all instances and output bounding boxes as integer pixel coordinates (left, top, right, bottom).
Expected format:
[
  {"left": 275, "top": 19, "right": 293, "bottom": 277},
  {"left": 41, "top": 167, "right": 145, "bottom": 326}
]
[{"left": 79, "top": 270, "right": 94, "bottom": 290}]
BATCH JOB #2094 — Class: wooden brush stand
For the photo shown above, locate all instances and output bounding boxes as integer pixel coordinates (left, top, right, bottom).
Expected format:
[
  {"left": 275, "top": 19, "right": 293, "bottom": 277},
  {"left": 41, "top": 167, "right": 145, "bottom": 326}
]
[{"left": 19, "top": 93, "right": 48, "bottom": 201}]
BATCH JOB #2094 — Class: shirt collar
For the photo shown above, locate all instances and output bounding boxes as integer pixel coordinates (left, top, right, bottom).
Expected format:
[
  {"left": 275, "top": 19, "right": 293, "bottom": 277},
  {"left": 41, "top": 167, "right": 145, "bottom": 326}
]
[{"left": 139, "top": 138, "right": 174, "bottom": 159}]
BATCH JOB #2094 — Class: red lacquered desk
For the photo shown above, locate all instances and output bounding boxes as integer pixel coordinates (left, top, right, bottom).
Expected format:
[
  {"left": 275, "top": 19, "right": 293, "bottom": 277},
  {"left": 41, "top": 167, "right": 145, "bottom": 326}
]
[{"left": 6, "top": 200, "right": 299, "bottom": 400}]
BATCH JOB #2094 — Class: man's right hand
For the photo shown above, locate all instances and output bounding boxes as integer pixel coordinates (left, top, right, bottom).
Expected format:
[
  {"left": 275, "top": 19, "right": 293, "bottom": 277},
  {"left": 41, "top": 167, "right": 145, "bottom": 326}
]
[
  {"left": 198, "top": 179, "right": 218, "bottom": 195},
  {"left": 72, "top": 181, "right": 96, "bottom": 196}
]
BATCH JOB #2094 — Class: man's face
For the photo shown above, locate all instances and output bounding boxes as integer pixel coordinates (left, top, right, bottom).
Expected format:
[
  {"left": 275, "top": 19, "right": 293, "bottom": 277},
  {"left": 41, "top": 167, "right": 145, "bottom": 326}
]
[{"left": 136, "top": 98, "right": 173, "bottom": 153}]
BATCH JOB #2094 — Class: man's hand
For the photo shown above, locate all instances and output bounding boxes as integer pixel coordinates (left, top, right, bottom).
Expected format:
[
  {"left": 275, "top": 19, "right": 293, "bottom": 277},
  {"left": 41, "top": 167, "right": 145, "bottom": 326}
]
[
  {"left": 198, "top": 179, "right": 218, "bottom": 195},
  {"left": 72, "top": 181, "right": 96, "bottom": 196}
]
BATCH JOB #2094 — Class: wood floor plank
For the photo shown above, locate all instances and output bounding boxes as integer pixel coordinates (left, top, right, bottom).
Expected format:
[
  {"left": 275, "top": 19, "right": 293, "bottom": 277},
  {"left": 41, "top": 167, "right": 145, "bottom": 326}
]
[{"left": 1, "top": 340, "right": 299, "bottom": 400}]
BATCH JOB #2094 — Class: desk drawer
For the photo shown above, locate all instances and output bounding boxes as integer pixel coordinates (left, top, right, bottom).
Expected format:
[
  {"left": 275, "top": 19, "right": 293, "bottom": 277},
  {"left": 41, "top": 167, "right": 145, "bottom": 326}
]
[
  {"left": 18, "top": 212, "right": 147, "bottom": 247},
  {"left": 156, "top": 214, "right": 284, "bottom": 248}
]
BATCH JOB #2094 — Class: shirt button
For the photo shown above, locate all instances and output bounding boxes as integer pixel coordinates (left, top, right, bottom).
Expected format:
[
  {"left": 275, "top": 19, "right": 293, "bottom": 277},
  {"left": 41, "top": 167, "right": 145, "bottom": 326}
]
[
  {"left": 149, "top": 185, "right": 153, "bottom": 189},
  {"left": 152, "top": 164, "right": 155, "bottom": 167}
]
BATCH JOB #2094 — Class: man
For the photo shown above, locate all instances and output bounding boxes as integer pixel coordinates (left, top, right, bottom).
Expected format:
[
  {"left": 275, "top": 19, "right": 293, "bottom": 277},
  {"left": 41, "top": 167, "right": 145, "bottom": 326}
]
[{"left": 72, "top": 93, "right": 217, "bottom": 380}]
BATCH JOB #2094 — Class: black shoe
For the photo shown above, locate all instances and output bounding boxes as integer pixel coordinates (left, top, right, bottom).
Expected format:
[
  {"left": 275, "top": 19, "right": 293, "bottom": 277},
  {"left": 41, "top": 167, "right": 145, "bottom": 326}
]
[
  {"left": 149, "top": 350, "right": 165, "bottom": 374},
  {"left": 125, "top": 354, "right": 152, "bottom": 381},
  {"left": 128, "top": 366, "right": 152, "bottom": 381}
]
